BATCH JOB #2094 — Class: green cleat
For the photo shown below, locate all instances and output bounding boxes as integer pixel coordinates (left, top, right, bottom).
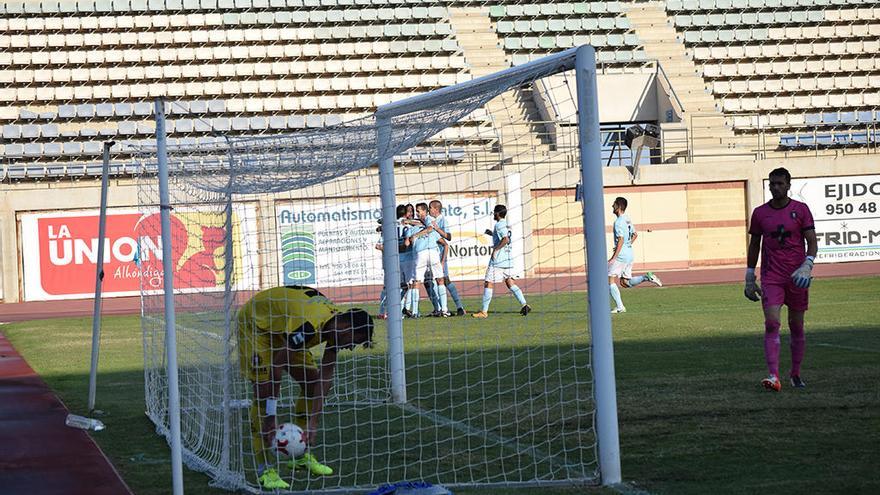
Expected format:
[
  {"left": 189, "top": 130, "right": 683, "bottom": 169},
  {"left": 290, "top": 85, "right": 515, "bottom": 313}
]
[
  {"left": 258, "top": 467, "right": 290, "bottom": 490},
  {"left": 289, "top": 452, "right": 334, "bottom": 476}
]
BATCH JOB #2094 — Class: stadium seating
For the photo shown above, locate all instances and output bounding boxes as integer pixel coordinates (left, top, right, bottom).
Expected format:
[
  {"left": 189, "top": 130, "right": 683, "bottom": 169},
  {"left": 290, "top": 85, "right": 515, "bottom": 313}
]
[
  {"left": 778, "top": 109, "right": 878, "bottom": 150},
  {"left": 0, "top": 0, "right": 482, "bottom": 171},
  {"left": 1, "top": 0, "right": 878, "bottom": 175},
  {"left": 489, "top": 1, "right": 648, "bottom": 67},
  {"left": 669, "top": 0, "right": 880, "bottom": 146}
]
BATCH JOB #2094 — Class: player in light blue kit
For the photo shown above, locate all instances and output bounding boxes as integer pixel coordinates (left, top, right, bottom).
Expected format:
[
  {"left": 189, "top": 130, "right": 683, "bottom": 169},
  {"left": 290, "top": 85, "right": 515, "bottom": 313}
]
[
  {"left": 407, "top": 203, "right": 450, "bottom": 317},
  {"left": 429, "top": 200, "right": 467, "bottom": 315},
  {"left": 472, "top": 204, "right": 530, "bottom": 318},
  {"left": 608, "top": 197, "right": 662, "bottom": 314}
]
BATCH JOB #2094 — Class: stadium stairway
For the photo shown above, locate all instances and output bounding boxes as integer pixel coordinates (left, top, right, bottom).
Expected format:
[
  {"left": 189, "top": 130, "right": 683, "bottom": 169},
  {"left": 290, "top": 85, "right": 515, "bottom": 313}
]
[
  {"left": 625, "top": 1, "right": 754, "bottom": 162},
  {"left": 449, "top": 7, "right": 558, "bottom": 169}
]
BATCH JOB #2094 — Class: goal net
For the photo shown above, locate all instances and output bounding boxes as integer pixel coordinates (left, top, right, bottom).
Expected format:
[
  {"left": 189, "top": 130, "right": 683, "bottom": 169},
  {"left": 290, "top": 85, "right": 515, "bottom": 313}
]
[{"left": 136, "top": 47, "right": 610, "bottom": 493}]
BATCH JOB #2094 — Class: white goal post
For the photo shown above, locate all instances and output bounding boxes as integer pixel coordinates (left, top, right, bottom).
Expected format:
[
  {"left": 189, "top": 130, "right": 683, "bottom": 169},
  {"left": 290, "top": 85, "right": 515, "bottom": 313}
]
[{"left": 136, "top": 45, "right": 620, "bottom": 494}]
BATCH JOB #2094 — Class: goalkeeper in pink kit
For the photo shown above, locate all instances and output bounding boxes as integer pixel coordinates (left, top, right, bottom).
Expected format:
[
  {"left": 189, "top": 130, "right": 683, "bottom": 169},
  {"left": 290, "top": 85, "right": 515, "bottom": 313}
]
[{"left": 745, "top": 167, "right": 818, "bottom": 391}]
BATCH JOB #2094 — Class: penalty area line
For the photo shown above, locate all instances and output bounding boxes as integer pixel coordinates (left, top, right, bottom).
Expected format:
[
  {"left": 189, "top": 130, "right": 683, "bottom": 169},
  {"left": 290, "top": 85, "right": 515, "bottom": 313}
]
[{"left": 396, "top": 401, "right": 594, "bottom": 482}]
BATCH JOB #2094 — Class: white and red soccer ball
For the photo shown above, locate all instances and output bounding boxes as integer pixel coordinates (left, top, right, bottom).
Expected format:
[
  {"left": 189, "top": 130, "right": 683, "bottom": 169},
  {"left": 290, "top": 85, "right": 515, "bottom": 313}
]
[{"left": 272, "top": 423, "right": 307, "bottom": 458}]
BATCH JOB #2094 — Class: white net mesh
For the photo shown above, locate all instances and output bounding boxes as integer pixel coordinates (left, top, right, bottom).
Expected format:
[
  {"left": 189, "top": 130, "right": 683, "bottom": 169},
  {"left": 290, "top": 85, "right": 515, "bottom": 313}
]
[{"left": 137, "top": 48, "right": 597, "bottom": 493}]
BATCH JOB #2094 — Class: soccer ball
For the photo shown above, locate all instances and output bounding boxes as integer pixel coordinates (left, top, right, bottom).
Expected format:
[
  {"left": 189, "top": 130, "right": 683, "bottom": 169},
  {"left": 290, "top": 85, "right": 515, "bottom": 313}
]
[{"left": 272, "top": 423, "right": 306, "bottom": 458}]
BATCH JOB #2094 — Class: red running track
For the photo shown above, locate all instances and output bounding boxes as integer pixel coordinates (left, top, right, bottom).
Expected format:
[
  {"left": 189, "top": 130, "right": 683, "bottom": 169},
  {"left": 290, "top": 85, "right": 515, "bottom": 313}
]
[{"left": 0, "top": 333, "right": 133, "bottom": 495}]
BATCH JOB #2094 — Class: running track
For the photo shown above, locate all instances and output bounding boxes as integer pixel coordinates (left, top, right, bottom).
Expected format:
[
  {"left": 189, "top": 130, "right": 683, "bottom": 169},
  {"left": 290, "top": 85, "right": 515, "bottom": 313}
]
[{"left": 0, "top": 333, "right": 133, "bottom": 495}]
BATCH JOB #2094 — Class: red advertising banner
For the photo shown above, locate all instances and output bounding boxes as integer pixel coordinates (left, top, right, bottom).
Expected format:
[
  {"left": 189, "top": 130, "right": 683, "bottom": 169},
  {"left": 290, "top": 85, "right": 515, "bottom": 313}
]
[{"left": 21, "top": 207, "right": 258, "bottom": 301}]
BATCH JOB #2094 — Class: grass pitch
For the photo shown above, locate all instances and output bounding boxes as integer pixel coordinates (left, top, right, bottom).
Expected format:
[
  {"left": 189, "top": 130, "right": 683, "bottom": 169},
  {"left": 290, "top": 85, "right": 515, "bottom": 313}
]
[{"left": 3, "top": 276, "right": 879, "bottom": 494}]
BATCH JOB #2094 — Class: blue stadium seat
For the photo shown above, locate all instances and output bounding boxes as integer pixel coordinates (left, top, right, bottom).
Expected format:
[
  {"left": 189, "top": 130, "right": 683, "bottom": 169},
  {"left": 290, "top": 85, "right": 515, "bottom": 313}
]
[
  {"left": 115, "top": 103, "right": 133, "bottom": 116},
  {"left": 779, "top": 134, "right": 798, "bottom": 149},
  {"left": 133, "top": 102, "right": 153, "bottom": 116},
  {"left": 231, "top": 117, "right": 250, "bottom": 131},
  {"left": 288, "top": 115, "right": 306, "bottom": 129},
  {"left": 2, "top": 125, "right": 21, "bottom": 139},
  {"left": 269, "top": 116, "right": 287, "bottom": 129},
  {"left": 77, "top": 104, "right": 96, "bottom": 118},
  {"left": 42, "top": 124, "right": 59, "bottom": 138},
  {"left": 815, "top": 133, "right": 834, "bottom": 147},
  {"left": 207, "top": 100, "right": 226, "bottom": 113},
  {"left": 23, "top": 143, "right": 42, "bottom": 157},
  {"left": 175, "top": 119, "right": 194, "bottom": 133},
  {"left": 805, "top": 113, "right": 822, "bottom": 126},
  {"left": 856, "top": 110, "right": 875, "bottom": 123},
  {"left": 250, "top": 117, "right": 268, "bottom": 130},
  {"left": 43, "top": 143, "right": 63, "bottom": 157},
  {"left": 833, "top": 129, "right": 853, "bottom": 145},
  {"left": 822, "top": 112, "right": 839, "bottom": 125},
  {"left": 118, "top": 122, "right": 138, "bottom": 135},
  {"left": 194, "top": 119, "right": 213, "bottom": 133},
  {"left": 21, "top": 125, "right": 39, "bottom": 138},
  {"left": 851, "top": 130, "right": 869, "bottom": 145},
  {"left": 4, "top": 144, "right": 23, "bottom": 157},
  {"left": 96, "top": 103, "right": 114, "bottom": 117}
]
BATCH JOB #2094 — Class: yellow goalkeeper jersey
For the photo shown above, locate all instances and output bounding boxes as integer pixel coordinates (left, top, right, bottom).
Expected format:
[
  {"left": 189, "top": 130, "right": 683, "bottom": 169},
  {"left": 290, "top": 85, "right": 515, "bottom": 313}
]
[{"left": 239, "top": 285, "right": 340, "bottom": 349}]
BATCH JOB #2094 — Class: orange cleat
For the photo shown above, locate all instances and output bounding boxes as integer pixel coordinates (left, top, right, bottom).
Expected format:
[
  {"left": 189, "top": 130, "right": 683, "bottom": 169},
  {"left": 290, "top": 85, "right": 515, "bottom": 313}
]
[{"left": 761, "top": 375, "right": 782, "bottom": 392}]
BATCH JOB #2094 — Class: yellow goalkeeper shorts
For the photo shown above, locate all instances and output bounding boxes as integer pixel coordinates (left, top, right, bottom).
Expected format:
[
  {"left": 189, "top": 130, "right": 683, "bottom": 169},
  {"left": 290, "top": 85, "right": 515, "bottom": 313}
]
[{"left": 237, "top": 318, "right": 318, "bottom": 383}]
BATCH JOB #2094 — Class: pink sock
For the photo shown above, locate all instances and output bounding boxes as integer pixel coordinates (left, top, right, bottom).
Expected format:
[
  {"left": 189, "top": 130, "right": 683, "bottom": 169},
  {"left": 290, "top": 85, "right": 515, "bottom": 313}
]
[
  {"left": 764, "top": 319, "right": 781, "bottom": 377},
  {"left": 790, "top": 320, "right": 805, "bottom": 377}
]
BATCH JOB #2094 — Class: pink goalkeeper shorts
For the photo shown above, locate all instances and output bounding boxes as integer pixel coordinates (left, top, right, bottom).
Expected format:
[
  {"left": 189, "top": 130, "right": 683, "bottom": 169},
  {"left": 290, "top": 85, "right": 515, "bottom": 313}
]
[{"left": 761, "top": 281, "right": 809, "bottom": 311}]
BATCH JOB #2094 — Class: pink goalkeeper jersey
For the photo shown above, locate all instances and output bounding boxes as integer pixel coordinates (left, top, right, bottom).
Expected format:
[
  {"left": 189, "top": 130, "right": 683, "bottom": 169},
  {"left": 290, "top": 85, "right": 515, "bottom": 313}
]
[{"left": 749, "top": 199, "right": 815, "bottom": 284}]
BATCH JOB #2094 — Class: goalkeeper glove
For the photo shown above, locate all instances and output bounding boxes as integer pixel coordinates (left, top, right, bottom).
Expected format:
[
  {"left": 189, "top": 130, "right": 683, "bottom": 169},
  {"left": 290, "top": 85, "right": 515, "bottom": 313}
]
[
  {"left": 791, "top": 256, "right": 815, "bottom": 289},
  {"left": 744, "top": 268, "right": 762, "bottom": 302}
]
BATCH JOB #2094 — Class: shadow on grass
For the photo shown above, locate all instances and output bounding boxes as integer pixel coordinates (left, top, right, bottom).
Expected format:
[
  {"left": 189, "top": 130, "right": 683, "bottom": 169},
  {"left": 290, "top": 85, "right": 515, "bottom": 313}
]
[{"left": 4, "top": 316, "right": 879, "bottom": 495}]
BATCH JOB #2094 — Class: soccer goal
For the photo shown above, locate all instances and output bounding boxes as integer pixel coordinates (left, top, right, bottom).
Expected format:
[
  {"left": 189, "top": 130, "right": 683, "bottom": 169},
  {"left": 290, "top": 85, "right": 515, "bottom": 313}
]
[{"left": 135, "top": 46, "right": 619, "bottom": 494}]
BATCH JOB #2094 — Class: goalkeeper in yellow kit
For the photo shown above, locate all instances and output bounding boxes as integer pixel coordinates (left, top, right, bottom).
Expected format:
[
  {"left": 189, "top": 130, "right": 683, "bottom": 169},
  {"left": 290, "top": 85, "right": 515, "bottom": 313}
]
[{"left": 237, "top": 285, "right": 374, "bottom": 489}]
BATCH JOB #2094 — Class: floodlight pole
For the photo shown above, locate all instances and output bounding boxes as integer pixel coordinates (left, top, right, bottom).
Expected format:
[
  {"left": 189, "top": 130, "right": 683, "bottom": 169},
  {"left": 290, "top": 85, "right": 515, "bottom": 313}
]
[
  {"left": 87, "top": 140, "right": 114, "bottom": 413},
  {"left": 154, "top": 97, "right": 185, "bottom": 495},
  {"left": 375, "top": 112, "right": 407, "bottom": 404},
  {"left": 576, "top": 45, "right": 622, "bottom": 485}
]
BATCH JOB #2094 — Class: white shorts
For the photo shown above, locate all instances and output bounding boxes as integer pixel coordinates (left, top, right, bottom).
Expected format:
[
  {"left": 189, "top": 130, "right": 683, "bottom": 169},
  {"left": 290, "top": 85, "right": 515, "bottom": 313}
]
[
  {"left": 608, "top": 259, "right": 633, "bottom": 279},
  {"left": 484, "top": 264, "right": 515, "bottom": 283},
  {"left": 401, "top": 258, "right": 416, "bottom": 284},
  {"left": 414, "top": 249, "right": 443, "bottom": 283}
]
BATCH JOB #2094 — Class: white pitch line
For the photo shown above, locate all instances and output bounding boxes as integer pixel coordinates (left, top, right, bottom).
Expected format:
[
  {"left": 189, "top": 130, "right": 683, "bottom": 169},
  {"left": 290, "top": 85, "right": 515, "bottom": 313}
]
[
  {"left": 816, "top": 343, "right": 880, "bottom": 353},
  {"left": 397, "top": 402, "right": 594, "bottom": 481}
]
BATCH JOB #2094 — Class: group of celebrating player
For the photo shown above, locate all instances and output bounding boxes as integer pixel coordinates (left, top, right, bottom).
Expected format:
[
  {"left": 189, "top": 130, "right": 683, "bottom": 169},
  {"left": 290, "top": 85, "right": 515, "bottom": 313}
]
[
  {"left": 375, "top": 199, "right": 531, "bottom": 320},
  {"left": 237, "top": 167, "right": 818, "bottom": 489}
]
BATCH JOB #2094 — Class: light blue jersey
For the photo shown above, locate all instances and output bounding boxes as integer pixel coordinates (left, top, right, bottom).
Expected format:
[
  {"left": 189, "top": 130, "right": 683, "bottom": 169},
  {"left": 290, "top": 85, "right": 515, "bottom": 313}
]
[
  {"left": 413, "top": 215, "right": 441, "bottom": 252},
  {"left": 398, "top": 220, "right": 414, "bottom": 263},
  {"left": 435, "top": 215, "right": 450, "bottom": 258},
  {"left": 490, "top": 219, "right": 513, "bottom": 268},
  {"left": 613, "top": 214, "right": 635, "bottom": 264}
]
